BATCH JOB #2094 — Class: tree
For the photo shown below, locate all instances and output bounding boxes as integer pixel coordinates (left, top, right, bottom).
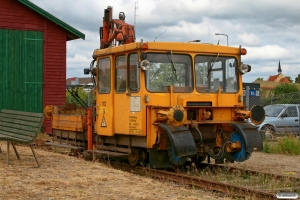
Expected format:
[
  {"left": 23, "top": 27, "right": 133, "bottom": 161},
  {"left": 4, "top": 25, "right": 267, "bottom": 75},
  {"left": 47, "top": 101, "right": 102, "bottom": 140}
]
[
  {"left": 285, "top": 76, "right": 293, "bottom": 83},
  {"left": 295, "top": 74, "right": 300, "bottom": 83},
  {"left": 273, "top": 83, "right": 298, "bottom": 95},
  {"left": 255, "top": 77, "right": 263, "bottom": 81}
]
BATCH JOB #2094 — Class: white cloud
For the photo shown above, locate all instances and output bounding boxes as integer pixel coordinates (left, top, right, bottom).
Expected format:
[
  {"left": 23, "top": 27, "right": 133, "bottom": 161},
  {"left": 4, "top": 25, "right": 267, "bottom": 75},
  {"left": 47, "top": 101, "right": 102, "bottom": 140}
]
[
  {"left": 237, "top": 33, "right": 261, "bottom": 46},
  {"left": 28, "top": 0, "right": 300, "bottom": 82}
]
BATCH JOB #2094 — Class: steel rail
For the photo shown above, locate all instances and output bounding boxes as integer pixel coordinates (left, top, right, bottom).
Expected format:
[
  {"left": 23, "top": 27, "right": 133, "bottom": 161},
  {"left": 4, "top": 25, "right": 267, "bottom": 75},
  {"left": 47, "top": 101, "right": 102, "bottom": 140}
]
[
  {"left": 199, "top": 163, "right": 300, "bottom": 183},
  {"left": 110, "top": 162, "right": 277, "bottom": 200}
]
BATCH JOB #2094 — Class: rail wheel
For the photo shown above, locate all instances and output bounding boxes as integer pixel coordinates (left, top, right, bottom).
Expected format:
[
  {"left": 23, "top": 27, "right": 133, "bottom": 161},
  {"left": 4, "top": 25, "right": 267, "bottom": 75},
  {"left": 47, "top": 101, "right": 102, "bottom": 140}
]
[
  {"left": 260, "top": 125, "right": 275, "bottom": 141},
  {"left": 167, "top": 140, "right": 187, "bottom": 166},
  {"left": 229, "top": 131, "right": 251, "bottom": 162},
  {"left": 128, "top": 149, "right": 142, "bottom": 166}
]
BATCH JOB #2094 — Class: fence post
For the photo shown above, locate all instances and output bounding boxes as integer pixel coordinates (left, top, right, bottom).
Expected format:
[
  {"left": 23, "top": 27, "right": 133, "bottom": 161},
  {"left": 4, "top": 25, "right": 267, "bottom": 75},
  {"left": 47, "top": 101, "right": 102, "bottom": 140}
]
[{"left": 245, "top": 86, "right": 250, "bottom": 110}]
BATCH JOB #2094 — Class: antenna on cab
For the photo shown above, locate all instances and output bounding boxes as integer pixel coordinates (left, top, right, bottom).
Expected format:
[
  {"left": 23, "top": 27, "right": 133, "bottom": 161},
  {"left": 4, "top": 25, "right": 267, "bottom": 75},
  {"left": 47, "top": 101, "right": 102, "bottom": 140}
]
[{"left": 154, "top": 30, "right": 166, "bottom": 42}]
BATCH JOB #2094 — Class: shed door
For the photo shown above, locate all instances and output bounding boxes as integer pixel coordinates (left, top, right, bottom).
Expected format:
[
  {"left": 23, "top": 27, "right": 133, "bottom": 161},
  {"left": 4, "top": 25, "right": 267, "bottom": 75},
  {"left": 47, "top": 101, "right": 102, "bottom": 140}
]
[{"left": 0, "top": 29, "right": 43, "bottom": 112}]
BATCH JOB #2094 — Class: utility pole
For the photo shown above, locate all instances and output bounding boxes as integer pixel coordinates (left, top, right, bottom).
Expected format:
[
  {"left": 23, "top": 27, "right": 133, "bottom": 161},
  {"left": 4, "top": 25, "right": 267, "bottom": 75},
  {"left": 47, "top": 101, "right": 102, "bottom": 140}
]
[{"left": 134, "top": 1, "right": 138, "bottom": 32}]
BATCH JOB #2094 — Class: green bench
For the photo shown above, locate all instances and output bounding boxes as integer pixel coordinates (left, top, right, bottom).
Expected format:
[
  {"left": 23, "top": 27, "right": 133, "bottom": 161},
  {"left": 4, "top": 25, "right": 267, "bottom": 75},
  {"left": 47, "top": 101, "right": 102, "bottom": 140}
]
[{"left": 0, "top": 109, "right": 44, "bottom": 167}]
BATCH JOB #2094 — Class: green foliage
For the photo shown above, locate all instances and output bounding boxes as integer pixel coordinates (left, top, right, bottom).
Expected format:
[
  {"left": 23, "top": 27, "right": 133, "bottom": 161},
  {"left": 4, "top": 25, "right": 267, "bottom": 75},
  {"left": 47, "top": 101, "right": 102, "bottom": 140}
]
[
  {"left": 66, "top": 87, "right": 91, "bottom": 106},
  {"left": 263, "top": 142, "right": 271, "bottom": 153},
  {"left": 148, "top": 63, "right": 186, "bottom": 90},
  {"left": 263, "top": 137, "right": 300, "bottom": 155},
  {"left": 273, "top": 83, "right": 298, "bottom": 95},
  {"left": 256, "top": 77, "right": 263, "bottom": 81},
  {"left": 285, "top": 76, "right": 293, "bottom": 83},
  {"left": 295, "top": 74, "right": 300, "bottom": 83}
]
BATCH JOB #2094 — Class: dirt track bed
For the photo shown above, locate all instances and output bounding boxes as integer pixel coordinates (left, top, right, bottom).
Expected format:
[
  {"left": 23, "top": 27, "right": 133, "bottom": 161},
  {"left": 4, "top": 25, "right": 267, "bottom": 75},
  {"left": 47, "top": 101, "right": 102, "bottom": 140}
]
[
  {"left": 1, "top": 142, "right": 299, "bottom": 199},
  {"left": 0, "top": 142, "right": 228, "bottom": 200},
  {"left": 225, "top": 151, "right": 300, "bottom": 178}
]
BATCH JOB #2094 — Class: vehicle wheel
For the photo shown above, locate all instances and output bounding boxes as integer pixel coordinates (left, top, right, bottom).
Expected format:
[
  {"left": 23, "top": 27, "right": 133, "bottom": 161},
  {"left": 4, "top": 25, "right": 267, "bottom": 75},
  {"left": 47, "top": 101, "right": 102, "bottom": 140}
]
[
  {"left": 260, "top": 125, "right": 275, "bottom": 141},
  {"left": 167, "top": 140, "right": 187, "bottom": 166},
  {"left": 229, "top": 131, "right": 251, "bottom": 162},
  {"left": 128, "top": 149, "right": 142, "bottom": 166}
]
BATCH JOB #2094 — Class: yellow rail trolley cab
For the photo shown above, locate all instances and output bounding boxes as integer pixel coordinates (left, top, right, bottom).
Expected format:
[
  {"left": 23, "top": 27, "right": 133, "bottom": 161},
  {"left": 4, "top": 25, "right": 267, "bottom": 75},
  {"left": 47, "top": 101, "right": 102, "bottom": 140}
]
[{"left": 46, "top": 7, "right": 265, "bottom": 169}]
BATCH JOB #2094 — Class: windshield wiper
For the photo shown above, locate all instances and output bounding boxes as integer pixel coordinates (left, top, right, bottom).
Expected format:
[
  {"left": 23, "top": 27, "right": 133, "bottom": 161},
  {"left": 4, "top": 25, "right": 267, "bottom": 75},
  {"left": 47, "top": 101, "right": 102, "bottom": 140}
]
[
  {"left": 167, "top": 50, "right": 177, "bottom": 80},
  {"left": 207, "top": 53, "right": 219, "bottom": 78},
  {"left": 150, "top": 68, "right": 161, "bottom": 81}
]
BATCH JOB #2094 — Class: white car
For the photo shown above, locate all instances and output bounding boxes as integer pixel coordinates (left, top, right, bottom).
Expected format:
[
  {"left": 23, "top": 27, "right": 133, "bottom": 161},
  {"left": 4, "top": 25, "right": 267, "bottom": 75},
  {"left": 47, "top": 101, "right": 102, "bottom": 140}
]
[{"left": 257, "top": 104, "right": 300, "bottom": 140}]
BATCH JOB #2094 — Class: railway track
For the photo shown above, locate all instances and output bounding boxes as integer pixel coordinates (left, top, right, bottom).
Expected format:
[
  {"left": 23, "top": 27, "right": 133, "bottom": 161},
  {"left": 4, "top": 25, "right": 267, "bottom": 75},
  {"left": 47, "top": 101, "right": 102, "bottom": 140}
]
[
  {"left": 200, "top": 162, "right": 300, "bottom": 184},
  {"left": 38, "top": 142, "right": 299, "bottom": 199},
  {"left": 108, "top": 162, "right": 275, "bottom": 199},
  {"left": 99, "top": 156, "right": 300, "bottom": 199}
]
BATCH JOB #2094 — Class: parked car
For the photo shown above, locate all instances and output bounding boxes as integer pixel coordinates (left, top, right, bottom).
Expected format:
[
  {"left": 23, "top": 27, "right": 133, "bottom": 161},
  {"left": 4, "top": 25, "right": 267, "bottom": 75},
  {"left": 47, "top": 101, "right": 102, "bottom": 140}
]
[{"left": 257, "top": 104, "right": 300, "bottom": 140}]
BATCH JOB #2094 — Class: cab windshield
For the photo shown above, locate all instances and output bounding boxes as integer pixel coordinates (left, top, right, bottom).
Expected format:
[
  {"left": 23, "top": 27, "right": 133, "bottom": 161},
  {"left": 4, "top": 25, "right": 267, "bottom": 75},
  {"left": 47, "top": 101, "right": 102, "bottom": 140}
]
[
  {"left": 145, "top": 53, "right": 193, "bottom": 92},
  {"left": 195, "top": 55, "right": 238, "bottom": 93}
]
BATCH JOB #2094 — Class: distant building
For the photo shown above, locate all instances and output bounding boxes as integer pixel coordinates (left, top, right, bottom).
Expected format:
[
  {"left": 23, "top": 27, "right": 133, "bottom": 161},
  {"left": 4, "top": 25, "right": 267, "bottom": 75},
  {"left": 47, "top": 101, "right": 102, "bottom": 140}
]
[
  {"left": 266, "top": 60, "right": 290, "bottom": 83},
  {"left": 66, "top": 77, "right": 92, "bottom": 86},
  {"left": 254, "top": 60, "right": 294, "bottom": 90}
]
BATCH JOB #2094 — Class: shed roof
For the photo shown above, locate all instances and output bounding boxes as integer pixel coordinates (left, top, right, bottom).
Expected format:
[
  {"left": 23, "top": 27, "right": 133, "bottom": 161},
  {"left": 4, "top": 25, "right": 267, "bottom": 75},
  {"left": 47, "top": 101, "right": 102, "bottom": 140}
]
[{"left": 18, "top": 0, "right": 85, "bottom": 41}]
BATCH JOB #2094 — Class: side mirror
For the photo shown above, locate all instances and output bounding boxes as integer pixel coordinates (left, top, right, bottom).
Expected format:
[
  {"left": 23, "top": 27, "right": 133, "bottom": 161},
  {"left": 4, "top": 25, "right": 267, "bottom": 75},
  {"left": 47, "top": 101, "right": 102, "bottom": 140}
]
[{"left": 84, "top": 68, "right": 90, "bottom": 75}]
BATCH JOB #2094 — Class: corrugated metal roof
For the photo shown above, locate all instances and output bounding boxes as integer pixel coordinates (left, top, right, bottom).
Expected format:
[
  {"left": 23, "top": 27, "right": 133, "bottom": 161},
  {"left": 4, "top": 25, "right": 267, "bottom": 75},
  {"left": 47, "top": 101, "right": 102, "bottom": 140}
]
[{"left": 18, "top": 0, "right": 85, "bottom": 40}]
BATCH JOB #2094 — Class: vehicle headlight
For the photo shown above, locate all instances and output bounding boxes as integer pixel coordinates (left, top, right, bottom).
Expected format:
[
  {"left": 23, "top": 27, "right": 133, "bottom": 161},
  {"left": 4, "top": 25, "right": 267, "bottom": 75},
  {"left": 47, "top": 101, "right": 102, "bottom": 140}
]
[
  {"left": 140, "top": 60, "right": 150, "bottom": 71},
  {"left": 239, "top": 64, "right": 251, "bottom": 74}
]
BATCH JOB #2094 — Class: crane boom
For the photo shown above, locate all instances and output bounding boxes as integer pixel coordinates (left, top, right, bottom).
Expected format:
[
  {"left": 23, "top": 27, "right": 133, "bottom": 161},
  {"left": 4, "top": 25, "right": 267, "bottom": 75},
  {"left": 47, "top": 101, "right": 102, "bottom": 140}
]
[{"left": 100, "top": 6, "right": 135, "bottom": 49}]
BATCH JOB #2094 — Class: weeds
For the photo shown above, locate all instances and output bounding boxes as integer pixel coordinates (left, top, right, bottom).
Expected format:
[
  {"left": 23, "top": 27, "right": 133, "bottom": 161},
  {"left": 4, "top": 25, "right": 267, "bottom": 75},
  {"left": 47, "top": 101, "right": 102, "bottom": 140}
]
[
  {"left": 263, "top": 136, "right": 300, "bottom": 155},
  {"left": 263, "top": 142, "right": 271, "bottom": 153}
]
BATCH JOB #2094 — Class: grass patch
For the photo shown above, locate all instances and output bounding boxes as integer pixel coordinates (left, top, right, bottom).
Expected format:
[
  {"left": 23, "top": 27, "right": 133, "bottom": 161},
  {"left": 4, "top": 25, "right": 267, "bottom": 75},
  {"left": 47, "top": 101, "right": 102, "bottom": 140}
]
[{"left": 263, "top": 136, "right": 300, "bottom": 155}]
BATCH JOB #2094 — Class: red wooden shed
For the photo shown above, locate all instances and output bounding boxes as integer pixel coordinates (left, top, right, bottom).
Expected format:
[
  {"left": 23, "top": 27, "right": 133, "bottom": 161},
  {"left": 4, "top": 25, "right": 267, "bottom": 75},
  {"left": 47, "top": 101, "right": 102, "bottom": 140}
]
[{"left": 0, "top": 0, "right": 85, "bottom": 133}]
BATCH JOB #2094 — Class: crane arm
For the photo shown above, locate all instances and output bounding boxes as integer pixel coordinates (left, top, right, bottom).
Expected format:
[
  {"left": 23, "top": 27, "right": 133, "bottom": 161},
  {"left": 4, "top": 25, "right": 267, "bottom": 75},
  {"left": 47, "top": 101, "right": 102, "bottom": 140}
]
[{"left": 100, "top": 7, "right": 135, "bottom": 49}]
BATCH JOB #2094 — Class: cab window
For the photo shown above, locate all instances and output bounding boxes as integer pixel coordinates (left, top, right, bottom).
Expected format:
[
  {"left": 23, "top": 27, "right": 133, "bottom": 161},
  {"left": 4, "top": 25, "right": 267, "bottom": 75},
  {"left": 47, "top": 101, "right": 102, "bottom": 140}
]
[
  {"left": 115, "top": 56, "right": 126, "bottom": 93},
  {"left": 98, "top": 58, "right": 111, "bottom": 94},
  {"left": 129, "top": 53, "right": 140, "bottom": 92}
]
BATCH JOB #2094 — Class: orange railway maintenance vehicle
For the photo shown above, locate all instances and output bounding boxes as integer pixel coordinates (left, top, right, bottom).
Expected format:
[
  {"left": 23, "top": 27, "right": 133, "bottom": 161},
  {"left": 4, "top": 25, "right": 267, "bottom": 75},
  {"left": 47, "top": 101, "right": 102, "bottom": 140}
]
[{"left": 44, "top": 6, "right": 265, "bottom": 168}]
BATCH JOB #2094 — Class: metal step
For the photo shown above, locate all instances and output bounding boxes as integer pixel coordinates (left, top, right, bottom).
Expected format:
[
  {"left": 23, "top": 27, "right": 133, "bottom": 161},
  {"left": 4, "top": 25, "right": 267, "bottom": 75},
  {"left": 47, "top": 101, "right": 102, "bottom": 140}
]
[
  {"left": 44, "top": 142, "right": 85, "bottom": 150},
  {"left": 85, "top": 150, "right": 129, "bottom": 157},
  {"left": 95, "top": 144, "right": 131, "bottom": 154}
]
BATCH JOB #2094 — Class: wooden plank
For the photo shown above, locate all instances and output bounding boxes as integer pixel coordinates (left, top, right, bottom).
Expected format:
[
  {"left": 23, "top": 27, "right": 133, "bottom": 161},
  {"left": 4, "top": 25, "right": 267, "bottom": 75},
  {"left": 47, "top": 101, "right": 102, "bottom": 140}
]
[
  {"left": 0, "top": 117, "right": 40, "bottom": 128},
  {"left": 0, "top": 121, "right": 37, "bottom": 132},
  {"left": 0, "top": 135, "right": 30, "bottom": 143},
  {"left": 0, "top": 127, "right": 36, "bottom": 137},
  {"left": 0, "top": 113, "right": 43, "bottom": 123},
  {"left": 0, "top": 131, "right": 34, "bottom": 142},
  {"left": 1, "top": 109, "right": 43, "bottom": 118},
  {"left": 0, "top": 110, "right": 43, "bottom": 145}
]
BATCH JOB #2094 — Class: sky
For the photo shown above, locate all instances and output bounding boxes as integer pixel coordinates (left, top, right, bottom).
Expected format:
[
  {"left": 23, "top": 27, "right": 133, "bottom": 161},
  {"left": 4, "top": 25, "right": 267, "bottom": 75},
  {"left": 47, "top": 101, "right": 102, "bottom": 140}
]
[{"left": 29, "top": 0, "right": 300, "bottom": 83}]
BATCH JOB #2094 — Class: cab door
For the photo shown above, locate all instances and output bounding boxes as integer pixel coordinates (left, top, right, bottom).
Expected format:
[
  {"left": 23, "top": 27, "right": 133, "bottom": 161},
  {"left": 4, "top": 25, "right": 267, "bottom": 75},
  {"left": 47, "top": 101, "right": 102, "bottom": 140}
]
[
  {"left": 96, "top": 57, "right": 114, "bottom": 136},
  {"left": 114, "top": 53, "right": 144, "bottom": 136}
]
